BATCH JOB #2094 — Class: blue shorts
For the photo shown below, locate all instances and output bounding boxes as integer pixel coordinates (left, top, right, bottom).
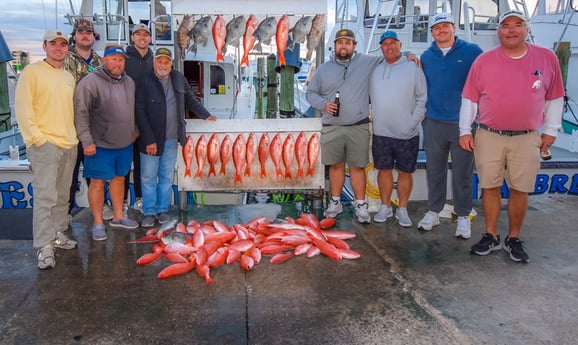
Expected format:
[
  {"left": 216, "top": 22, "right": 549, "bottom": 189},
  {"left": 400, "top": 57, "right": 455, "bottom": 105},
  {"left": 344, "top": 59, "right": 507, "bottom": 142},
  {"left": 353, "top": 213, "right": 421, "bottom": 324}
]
[
  {"left": 83, "top": 144, "right": 133, "bottom": 180},
  {"left": 372, "top": 135, "right": 419, "bottom": 173}
]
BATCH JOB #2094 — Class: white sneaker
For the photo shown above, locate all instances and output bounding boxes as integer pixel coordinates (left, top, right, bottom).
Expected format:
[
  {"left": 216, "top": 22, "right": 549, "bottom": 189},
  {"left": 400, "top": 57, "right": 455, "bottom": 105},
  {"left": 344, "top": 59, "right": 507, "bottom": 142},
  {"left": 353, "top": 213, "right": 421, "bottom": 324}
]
[
  {"left": 324, "top": 199, "right": 343, "bottom": 218},
  {"left": 53, "top": 232, "right": 77, "bottom": 250},
  {"left": 133, "top": 197, "right": 143, "bottom": 213},
  {"left": 395, "top": 207, "right": 412, "bottom": 228},
  {"left": 373, "top": 205, "right": 393, "bottom": 223},
  {"left": 418, "top": 210, "right": 440, "bottom": 231},
  {"left": 355, "top": 202, "right": 371, "bottom": 224},
  {"left": 37, "top": 244, "right": 55, "bottom": 269},
  {"left": 455, "top": 216, "right": 471, "bottom": 239},
  {"left": 102, "top": 204, "right": 114, "bottom": 221}
]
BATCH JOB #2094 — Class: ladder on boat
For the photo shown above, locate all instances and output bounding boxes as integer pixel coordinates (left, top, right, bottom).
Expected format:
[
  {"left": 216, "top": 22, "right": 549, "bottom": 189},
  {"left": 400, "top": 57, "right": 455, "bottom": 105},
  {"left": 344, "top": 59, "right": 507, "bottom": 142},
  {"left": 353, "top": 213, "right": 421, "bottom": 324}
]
[{"left": 364, "top": 0, "right": 401, "bottom": 54}]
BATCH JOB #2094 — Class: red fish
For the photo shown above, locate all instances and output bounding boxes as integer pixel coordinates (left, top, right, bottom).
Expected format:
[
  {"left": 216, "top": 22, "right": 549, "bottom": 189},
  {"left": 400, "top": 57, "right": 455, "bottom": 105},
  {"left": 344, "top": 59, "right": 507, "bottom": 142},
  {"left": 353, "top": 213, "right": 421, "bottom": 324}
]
[
  {"left": 319, "top": 217, "right": 336, "bottom": 229},
  {"left": 275, "top": 15, "right": 289, "bottom": 67},
  {"left": 207, "top": 133, "right": 219, "bottom": 177},
  {"left": 241, "top": 15, "right": 259, "bottom": 67},
  {"left": 306, "top": 133, "right": 319, "bottom": 176},
  {"left": 196, "top": 264, "right": 215, "bottom": 284},
  {"left": 157, "top": 261, "right": 196, "bottom": 279},
  {"left": 270, "top": 133, "right": 283, "bottom": 177},
  {"left": 232, "top": 133, "right": 246, "bottom": 184},
  {"left": 245, "top": 133, "right": 256, "bottom": 177},
  {"left": 294, "top": 132, "right": 308, "bottom": 178},
  {"left": 240, "top": 254, "right": 255, "bottom": 270},
  {"left": 194, "top": 135, "right": 207, "bottom": 179},
  {"left": 270, "top": 252, "right": 294, "bottom": 264},
  {"left": 219, "top": 134, "right": 232, "bottom": 175},
  {"left": 282, "top": 134, "right": 295, "bottom": 179},
  {"left": 258, "top": 133, "right": 270, "bottom": 177},
  {"left": 212, "top": 15, "right": 226, "bottom": 63},
  {"left": 182, "top": 135, "right": 194, "bottom": 177}
]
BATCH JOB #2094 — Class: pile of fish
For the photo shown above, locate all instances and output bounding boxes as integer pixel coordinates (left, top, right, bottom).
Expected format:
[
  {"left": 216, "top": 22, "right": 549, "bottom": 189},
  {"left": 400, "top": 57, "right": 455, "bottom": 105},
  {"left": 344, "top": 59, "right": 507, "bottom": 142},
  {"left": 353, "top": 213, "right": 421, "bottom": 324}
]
[
  {"left": 182, "top": 132, "right": 319, "bottom": 183},
  {"left": 177, "top": 14, "right": 326, "bottom": 65},
  {"left": 130, "top": 213, "right": 361, "bottom": 284}
]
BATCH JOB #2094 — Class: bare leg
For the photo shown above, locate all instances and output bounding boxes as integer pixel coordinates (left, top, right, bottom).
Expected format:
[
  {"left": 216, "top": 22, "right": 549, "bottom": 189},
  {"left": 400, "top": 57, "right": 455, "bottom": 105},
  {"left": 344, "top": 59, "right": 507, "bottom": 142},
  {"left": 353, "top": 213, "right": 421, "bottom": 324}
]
[
  {"left": 396, "top": 171, "right": 413, "bottom": 208},
  {"left": 377, "top": 169, "right": 394, "bottom": 205},
  {"left": 481, "top": 187, "right": 501, "bottom": 236},
  {"left": 109, "top": 176, "right": 126, "bottom": 221},
  {"left": 88, "top": 179, "right": 105, "bottom": 224},
  {"left": 507, "top": 188, "right": 528, "bottom": 238},
  {"left": 328, "top": 163, "right": 346, "bottom": 198},
  {"left": 349, "top": 166, "right": 367, "bottom": 201}
]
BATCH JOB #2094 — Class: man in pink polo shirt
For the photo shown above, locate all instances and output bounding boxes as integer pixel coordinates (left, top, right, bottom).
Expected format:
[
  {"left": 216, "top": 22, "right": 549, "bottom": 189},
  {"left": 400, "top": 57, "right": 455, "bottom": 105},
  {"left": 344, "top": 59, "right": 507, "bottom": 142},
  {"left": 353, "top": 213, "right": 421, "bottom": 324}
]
[{"left": 459, "top": 10, "right": 565, "bottom": 263}]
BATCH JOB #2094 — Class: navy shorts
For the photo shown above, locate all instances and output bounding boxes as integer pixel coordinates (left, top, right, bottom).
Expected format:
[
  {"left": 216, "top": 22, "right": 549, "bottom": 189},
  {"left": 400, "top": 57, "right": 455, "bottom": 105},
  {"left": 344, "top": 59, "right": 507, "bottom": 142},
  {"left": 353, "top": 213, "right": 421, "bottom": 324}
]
[
  {"left": 83, "top": 144, "right": 133, "bottom": 180},
  {"left": 372, "top": 135, "right": 419, "bottom": 173}
]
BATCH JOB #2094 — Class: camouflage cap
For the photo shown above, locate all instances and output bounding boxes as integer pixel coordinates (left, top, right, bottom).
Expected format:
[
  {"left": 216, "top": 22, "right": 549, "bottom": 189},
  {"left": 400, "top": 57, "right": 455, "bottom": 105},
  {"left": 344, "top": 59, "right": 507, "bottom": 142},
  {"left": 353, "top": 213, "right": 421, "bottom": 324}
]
[{"left": 73, "top": 18, "right": 94, "bottom": 32}]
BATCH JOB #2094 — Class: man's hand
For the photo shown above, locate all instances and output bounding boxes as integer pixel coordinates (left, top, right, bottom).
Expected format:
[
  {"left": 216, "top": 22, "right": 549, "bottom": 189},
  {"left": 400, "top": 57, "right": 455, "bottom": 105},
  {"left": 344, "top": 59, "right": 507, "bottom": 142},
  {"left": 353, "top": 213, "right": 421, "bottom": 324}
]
[
  {"left": 540, "top": 133, "right": 555, "bottom": 155},
  {"left": 146, "top": 143, "right": 158, "bottom": 156},
  {"left": 83, "top": 143, "right": 96, "bottom": 156},
  {"left": 205, "top": 115, "right": 217, "bottom": 121},
  {"left": 407, "top": 53, "right": 421, "bottom": 67},
  {"left": 459, "top": 134, "right": 475, "bottom": 152},
  {"left": 325, "top": 101, "right": 338, "bottom": 116}
]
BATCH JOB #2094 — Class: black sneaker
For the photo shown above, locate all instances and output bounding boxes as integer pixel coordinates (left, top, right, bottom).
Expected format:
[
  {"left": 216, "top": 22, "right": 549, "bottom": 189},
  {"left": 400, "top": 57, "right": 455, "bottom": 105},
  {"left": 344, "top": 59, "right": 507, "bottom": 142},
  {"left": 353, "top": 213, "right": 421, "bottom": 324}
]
[
  {"left": 504, "top": 236, "right": 529, "bottom": 263},
  {"left": 470, "top": 233, "right": 502, "bottom": 255}
]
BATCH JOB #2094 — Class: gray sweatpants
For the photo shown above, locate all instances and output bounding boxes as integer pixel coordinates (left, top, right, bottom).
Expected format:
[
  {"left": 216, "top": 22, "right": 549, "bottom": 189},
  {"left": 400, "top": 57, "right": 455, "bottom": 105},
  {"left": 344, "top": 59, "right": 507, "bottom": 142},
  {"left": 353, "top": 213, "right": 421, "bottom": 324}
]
[
  {"left": 422, "top": 118, "right": 474, "bottom": 216},
  {"left": 27, "top": 142, "right": 77, "bottom": 249}
]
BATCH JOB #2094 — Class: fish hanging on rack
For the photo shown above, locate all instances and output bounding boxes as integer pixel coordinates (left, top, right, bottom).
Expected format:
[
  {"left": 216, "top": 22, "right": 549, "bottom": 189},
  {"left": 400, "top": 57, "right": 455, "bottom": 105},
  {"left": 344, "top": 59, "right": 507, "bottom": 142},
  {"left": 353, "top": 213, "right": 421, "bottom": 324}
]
[
  {"left": 307, "top": 133, "right": 320, "bottom": 176},
  {"left": 195, "top": 135, "right": 207, "bottom": 179},
  {"left": 258, "top": 133, "right": 270, "bottom": 178},
  {"left": 219, "top": 135, "right": 232, "bottom": 175},
  {"left": 288, "top": 15, "right": 313, "bottom": 51},
  {"left": 306, "top": 14, "right": 326, "bottom": 61},
  {"left": 241, "top": 14, "right": 259, "bottom": 67},
  {"left": 189, "top": 15, "right": 213, "bottom": 56},
  {"left": 232, "top": 134, "right": 246, "bottom": 184},
  {"left": 224, "top": 15, "right": 246, "bottom": 55},
  {"left": 294, "top": 132, "right": 308, "bottom": 178},
  {"left": 282, "top": 134, "right": 295, "bottom": 179},
  {"left": 177, "top": 14, "right": 195, "bottom": 60},
  {"left": 276, "top": 15, "right": 290, "bottom": 67},
  {"left": 207, "top": 133, "right": 220, "bottom": 177},
  {"left": 182, "top": 135, "right": 194, "bottom": 177},
  {"left": 254, "top": 16, "right": 277, "bottom": 53},
  {"left": 245, "top": 133, "right": 257, "bottom": 177},
  {"left": 212, "top": 15, "right": 227, "bottom": 63}
]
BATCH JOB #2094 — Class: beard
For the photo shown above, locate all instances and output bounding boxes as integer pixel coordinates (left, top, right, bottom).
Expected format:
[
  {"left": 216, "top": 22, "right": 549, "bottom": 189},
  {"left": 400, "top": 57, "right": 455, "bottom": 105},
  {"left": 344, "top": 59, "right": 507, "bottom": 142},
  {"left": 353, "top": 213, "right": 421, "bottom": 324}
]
[{"left": 335, "top": 49, "right": 353, "bottom": 61}]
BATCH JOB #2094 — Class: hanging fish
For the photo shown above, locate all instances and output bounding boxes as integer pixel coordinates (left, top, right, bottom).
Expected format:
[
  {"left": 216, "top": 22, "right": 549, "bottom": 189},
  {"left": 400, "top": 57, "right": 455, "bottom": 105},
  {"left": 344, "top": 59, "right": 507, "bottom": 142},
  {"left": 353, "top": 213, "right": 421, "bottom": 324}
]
[
  {"left": 258, "top": 133, "right": 270, "bottom": 178},
  {"left": 306, "top": 14, "right": 326, "bottom": 61},
  {"left": 269, "top": 133, "right": 283, "bottom": 177},
  {"left": 306, "top": 133, "right": 319, "bottom": 176},
  {"left": 206, "top": 133, "right": 219, "bottom": 177},
  {"left": 177, "top": 14, "right": 195, "bottom": 60},
  {"left": 254, "top": 16, "right": 277, "bottom": 53},
  {"left": 245, "top": 133, "right": 257, "bottom": 177},
  {"left": 294, "top": 132, "right": 308, "bottom": 178},
  {"left": 194, "top": 135, "right": 207, "bottom": 179},
  {"left": 289, "top": 15, "right": 313, "bottom": 51},
  {"left": 241, "top": 15, "right": 259, "bottom": 67},
  {"left": 275, "top": 15, "right": 290, "bottom": 67},
  {"left": 219, "top": 135, "right": 232, "bottom": 175},
  {"left": 189, "top": 16, "right": 213, "bottom": 56},
  {"left": 282, "top": 134, "right": 295, "bottom": 179},
  {"left": 182, "top": 135, "right": 194, "bottom": 177},
  {"left": 224, "top": 15, "right": 246, "bottom": 55},
  {"left": 212, "top": 15, "right": 227, "bottom": 63},
  {"left": 232, "top": 133, "right": 246, "bottom": 184}
]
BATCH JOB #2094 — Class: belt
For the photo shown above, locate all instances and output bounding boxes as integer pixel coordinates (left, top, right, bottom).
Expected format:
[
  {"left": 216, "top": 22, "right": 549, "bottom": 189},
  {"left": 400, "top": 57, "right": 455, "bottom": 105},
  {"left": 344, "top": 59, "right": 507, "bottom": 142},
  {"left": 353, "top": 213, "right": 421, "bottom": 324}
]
[{"left": 478, "top": 123, "right": 533, "bottom": 137}]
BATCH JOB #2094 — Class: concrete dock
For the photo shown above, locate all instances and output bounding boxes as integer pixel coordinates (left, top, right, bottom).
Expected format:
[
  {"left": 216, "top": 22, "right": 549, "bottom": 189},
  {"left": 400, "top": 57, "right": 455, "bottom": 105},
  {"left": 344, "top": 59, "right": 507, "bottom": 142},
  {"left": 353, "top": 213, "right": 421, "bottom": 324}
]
[{"left": 1, "top": 194, "right": 577, "bottom": 345}]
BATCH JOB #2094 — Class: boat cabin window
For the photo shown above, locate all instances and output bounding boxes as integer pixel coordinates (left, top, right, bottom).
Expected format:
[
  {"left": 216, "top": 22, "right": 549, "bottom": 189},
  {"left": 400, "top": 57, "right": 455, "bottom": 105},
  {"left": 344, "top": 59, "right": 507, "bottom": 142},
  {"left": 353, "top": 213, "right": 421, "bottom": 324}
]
[
  {"left": 364, "top": 0, "right": 406, "bottom": 28},
  {"left": 127, "top": 0, "right": 172, "bottom": 41},
  {"left": 102, "top": 0, "right": 128, "bottom": 41},
  {"left": 540, "top": 0, "right": 577, "bottom": 13},
  {"left": 336, "top": 0, "right": 360, "bottom": 23},
  {"left": 210, "top": 65, "right": 226, "bottom": 95},
  {"left": 412, "top": 0, "right": 430, "bottom": 42},
  {"left": 459, "top": 0, "right": 498, "bottom": 31}
]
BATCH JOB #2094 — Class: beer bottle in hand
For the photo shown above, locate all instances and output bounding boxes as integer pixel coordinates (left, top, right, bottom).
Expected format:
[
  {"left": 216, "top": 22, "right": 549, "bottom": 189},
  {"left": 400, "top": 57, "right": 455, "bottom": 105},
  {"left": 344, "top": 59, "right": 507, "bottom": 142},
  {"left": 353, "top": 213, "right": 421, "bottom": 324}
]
[{"left": 333, "top": 91, "right": 340, "bottom": 117}]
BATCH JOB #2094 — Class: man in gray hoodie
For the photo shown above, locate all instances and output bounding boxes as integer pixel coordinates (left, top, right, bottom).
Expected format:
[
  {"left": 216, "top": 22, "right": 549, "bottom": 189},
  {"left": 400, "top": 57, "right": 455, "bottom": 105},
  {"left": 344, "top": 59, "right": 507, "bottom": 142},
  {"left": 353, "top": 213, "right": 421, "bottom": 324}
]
[
  {"left": 369, "top": 31, "right": 427, "bottom": 227},
  {"left": 74, "top": 45, "right": 140, "bottom": 241}
]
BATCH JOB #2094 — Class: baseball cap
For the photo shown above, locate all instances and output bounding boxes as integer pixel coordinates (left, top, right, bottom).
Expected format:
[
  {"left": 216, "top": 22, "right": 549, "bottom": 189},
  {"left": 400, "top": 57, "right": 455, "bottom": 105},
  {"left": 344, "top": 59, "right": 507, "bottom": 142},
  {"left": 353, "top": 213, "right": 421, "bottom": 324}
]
[
  {"left": 132, "top": 23, "right": 151, "bottom": 35},
  {"left": 43, "top": 30, "right": 68, "bottom": 43},
  {"left": 103, "top": 45, "right": 127, "bottom": 57},
  {"left": 379, "top": 31, "right": 399, "bottom": 44},
  {"left": 73, "top": 18, "right": 94, "bottom": 32},
  {"left": 154, "top": 47, "right": 172, "bottom": 60},
  {"left": 430, "top": 13, "right": 455, "bottom": 27},
  {"left": 334, "top": 29, "right": 356, "bottom": 42},
  {"left": 498, "top": 9, "right": 528, "bottom": 24}
]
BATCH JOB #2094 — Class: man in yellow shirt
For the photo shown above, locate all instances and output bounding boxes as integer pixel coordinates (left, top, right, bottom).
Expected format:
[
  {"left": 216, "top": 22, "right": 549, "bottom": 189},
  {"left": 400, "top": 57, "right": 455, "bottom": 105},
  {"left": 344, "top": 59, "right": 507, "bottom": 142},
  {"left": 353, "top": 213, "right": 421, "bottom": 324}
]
[{"left": 15, "top": 30, "right": 79, "bottom": 269}]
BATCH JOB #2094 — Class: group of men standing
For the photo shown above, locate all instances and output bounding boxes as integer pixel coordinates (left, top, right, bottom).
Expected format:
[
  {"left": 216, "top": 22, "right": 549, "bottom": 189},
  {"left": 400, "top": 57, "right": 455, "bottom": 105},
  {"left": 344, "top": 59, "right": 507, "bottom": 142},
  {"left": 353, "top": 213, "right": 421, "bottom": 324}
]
[
  {"left": 15, "top": 19, "right": 215, "bottom": 269},
  {"left": 307, "top": 10, "right": 564, "bottom": 264}
]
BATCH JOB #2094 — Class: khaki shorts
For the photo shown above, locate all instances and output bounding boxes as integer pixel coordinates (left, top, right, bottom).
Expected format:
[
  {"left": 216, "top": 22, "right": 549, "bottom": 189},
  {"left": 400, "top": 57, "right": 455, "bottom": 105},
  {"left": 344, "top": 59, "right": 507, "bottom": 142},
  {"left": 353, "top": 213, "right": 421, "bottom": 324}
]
[
  {"left": 474, "top": 128, "right": 541, "bottom": 192},
  {"left": 321, "top": 123, "right": 370, "bottom": 168}
]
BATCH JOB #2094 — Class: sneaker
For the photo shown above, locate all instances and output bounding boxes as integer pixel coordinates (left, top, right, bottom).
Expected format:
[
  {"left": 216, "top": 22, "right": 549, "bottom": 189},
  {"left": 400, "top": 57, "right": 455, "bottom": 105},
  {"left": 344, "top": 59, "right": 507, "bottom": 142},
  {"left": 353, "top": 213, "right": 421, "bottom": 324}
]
[
  {"left": 92, "top": 223, "right": 107, "bottom": 241},
  {"left": 324, "top": 199, "right": 343, "bottom": 218},
  {"left": 470, "top": 233, "right": 502, "bottom": 255},
  {"left": 418, "top": 211, "right": 440, "bottom": 231},
  {"left": 395, "top": 207, "right": 412, "bottom": 227},
  {"left": 455, "top": 216, "right": 472, "bottom": 239},
  {"left": 53, "top": 231, "right": 77, "bottom": 249},
  {"left": 157, "top": 212, "right": 171, "bottom": 224},
  {"left": 355, "top": 202, "right": 371, "bottom": 224},
  {"left": 109, "top": 217, "right": 139, "bottom": 229},
  {"left": 141, "top": 215, "right": 156, "bottom": 227},
  {"left": 504, "top": 236, "right": 530, "bottom": 263},
  {"left": 102, "top": 204, "right": 114, "bottom": 221},
  {"left": 133, "top": 197, "right": 143, "bottom": 213},
  {"left": 37, "top": 244, "right": 55, "bottom": 269},
  {"left": 373, "top": 205, "right": 393, "bottom": 223}
]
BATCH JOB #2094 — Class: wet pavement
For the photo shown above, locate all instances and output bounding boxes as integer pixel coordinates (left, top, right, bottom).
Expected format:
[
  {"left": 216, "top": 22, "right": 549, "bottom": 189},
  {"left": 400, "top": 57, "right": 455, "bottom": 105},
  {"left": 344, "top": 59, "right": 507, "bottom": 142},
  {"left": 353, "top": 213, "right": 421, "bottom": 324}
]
[{"left": 1, "top": 194, "right": 577, "bottom": 345}]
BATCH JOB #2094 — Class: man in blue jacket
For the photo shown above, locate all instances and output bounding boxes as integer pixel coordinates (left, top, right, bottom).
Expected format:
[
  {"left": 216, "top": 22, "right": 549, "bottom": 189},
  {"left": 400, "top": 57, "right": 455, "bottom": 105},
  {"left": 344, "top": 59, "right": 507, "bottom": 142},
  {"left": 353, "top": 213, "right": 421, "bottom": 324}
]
[
  {"left": 418, "top": 13, "right": 483, "bottom": 239},
  {"left": 135, "top": 48, "right": 216, "bottom": 227}
]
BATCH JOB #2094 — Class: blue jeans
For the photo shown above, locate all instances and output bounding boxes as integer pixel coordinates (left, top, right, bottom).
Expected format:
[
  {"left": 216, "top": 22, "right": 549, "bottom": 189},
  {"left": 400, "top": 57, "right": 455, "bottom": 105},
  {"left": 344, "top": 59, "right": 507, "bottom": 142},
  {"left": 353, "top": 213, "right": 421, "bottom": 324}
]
[{"left": 140, "top": 139, "right": 177, "bottom": 216}]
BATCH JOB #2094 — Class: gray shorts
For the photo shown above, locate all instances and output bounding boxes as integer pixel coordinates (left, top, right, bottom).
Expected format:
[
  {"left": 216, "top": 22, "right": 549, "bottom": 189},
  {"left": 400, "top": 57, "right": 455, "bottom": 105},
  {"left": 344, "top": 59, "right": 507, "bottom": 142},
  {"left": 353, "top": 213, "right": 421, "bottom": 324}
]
[{"left": 320, "top": 123, "right": 370, "bottom": 168}]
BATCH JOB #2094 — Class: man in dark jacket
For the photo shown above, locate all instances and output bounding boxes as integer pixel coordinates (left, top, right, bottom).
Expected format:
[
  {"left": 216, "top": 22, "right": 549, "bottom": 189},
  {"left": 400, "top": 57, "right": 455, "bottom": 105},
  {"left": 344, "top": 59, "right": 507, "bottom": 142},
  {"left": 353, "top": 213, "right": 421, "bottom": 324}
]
[{"left": 136, "top": 48, "right": 216, "bottom": 227}]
